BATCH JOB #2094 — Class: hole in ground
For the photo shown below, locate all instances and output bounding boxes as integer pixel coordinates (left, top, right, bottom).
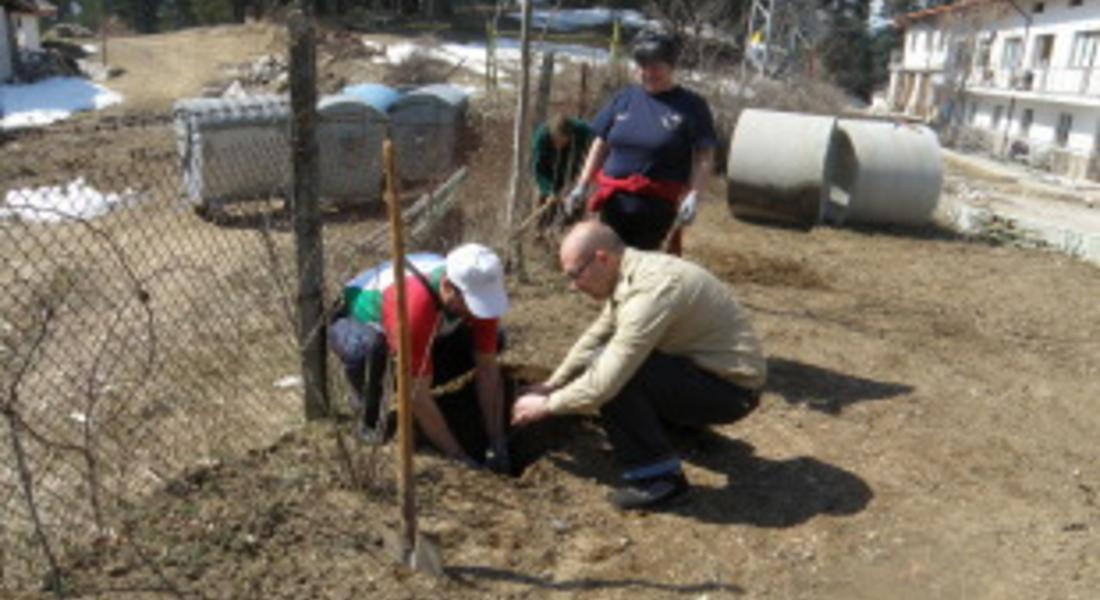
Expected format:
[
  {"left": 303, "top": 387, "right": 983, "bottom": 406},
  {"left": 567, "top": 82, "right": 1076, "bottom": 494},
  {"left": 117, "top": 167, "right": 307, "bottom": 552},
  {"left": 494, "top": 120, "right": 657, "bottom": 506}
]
[{"left": 430, "top": 362, "right": 586, "bottom": 477}]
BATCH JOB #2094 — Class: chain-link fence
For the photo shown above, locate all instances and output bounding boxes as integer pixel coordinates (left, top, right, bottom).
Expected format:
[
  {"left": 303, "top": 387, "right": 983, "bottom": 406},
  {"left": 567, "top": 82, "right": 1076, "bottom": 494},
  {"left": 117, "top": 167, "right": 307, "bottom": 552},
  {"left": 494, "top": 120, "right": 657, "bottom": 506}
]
[
  {"left": 0, "top": 103, "right": 313, "bottom": 590},
  {"left": 0, "top": 86, "right": 472, "bottom": 591}
]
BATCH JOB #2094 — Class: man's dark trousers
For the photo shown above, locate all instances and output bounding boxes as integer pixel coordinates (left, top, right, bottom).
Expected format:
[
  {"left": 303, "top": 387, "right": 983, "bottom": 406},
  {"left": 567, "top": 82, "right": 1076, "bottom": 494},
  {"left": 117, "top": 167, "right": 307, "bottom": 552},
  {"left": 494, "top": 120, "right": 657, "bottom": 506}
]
[{"left": 598, "top": 352, "right": 760, "bottom": 477}]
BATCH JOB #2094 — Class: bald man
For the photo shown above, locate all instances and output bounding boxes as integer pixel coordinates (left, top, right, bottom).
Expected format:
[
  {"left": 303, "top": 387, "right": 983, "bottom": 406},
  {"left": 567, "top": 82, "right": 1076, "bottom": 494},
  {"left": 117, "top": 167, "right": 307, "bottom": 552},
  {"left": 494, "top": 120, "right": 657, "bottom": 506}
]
[{"left": 512, "top": 222, "right": 766, "bottom": 510}]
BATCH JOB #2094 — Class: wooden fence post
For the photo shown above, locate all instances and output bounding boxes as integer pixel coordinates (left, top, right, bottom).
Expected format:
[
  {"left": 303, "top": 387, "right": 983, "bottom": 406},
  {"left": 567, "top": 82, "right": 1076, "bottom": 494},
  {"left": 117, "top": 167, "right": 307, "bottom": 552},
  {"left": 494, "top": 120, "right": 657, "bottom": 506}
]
[
  {"left": 506, "top": 0, "right": 534, "bottom": 278},
  {"left": 579, "top": 62, "right": 589, "bottom": 118},
  {"left": 289, "top": 5, "right": 328, "bottom": 420},
  {"left": 533, "top": 51, "right": 555, "bottom": 132}
]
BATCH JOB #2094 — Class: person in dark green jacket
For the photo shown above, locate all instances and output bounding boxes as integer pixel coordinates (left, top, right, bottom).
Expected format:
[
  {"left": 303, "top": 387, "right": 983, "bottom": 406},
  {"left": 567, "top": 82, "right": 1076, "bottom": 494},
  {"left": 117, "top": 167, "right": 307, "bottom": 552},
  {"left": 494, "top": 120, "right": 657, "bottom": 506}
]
[{"left": 531, "top": 114, "right": 593, "bottom": 229}]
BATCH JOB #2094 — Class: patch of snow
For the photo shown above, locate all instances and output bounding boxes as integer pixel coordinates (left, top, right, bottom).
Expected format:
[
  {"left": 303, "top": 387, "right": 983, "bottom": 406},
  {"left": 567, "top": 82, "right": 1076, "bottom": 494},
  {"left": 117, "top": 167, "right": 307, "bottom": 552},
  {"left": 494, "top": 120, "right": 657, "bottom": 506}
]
[
  {"left": 273, "top": 375, "right": 303, "bottom": 389},
  {"left": 379, "top": 39, "right": 609, "bottom": 78},
  {"left": 1, "top": 178, "right": 139, "bottom": 223},
  {"left": 0, "top": 77, "right": 122, "bottom": 130},
  {"left": 507, "top": 8, "right": 657, "bottom": 32}
]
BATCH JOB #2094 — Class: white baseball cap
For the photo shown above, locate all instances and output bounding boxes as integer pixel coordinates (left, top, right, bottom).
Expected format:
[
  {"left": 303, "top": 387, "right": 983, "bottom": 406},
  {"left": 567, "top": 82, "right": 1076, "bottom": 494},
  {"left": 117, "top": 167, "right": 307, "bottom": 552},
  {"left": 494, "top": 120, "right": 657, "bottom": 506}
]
[{"left": 445, "top": 243, "right": 509, "bottom": 319}]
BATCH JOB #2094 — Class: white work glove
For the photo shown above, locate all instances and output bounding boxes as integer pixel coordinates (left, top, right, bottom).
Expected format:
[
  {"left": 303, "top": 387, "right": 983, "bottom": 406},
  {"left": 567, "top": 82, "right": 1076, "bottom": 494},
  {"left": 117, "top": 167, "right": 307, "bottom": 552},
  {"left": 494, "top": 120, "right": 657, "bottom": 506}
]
[
  {"left": 678, "top": 190, "right": 699, "bottom": 226},
  {"left": 565, "top": 183, "right": 590, "bottom": 216}
]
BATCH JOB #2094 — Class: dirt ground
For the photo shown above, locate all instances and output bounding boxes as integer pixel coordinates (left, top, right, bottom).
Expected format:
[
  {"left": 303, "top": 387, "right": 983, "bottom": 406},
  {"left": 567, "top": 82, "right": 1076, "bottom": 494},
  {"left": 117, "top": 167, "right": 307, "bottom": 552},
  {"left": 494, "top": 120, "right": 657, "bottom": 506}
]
[
  {"left": 4, "top": 23, "right": 1099, "bottom": 600},
  {"left": 16, "top": 102, "right": 1094, "bottom": 600}
]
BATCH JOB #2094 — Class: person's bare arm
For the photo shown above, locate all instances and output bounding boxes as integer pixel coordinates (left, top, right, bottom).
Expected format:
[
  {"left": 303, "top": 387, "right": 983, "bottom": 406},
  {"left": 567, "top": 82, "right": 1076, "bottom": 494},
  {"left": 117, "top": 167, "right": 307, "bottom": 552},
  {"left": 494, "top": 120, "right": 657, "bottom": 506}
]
[
  {"left": 474, "top": 352, "right": 506, "bottom": 447},
  {"left": 409, "top": 375, "right": 468, "bottom": 460},
  {"left": 688, "top": 146, "right": 714, "bottom": 198},
  {"left": 576, "top": 137, "right": 609, "bottom": 188}
]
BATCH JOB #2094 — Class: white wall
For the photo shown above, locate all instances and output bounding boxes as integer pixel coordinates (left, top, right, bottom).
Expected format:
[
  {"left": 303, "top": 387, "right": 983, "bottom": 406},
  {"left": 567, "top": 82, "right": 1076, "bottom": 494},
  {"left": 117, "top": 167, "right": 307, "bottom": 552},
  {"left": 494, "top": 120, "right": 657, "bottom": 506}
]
[
  {"left": 15, "top": 14, "right": 40, "bottom": 51},
  {"left": 903, "top": 23, "right": 954, "bottom": 70},
  {"left": 902, "top": 0, "right": 1100, "bottom": 75},
  {"left": 0, "top": 7, "right": 12, "bottom": 83},
  {"left": 969, "top": 96, "right": 1100, "bottom": 155},
  {"left": 975, "top": 0, "right": 1100, "bottom": 70}
]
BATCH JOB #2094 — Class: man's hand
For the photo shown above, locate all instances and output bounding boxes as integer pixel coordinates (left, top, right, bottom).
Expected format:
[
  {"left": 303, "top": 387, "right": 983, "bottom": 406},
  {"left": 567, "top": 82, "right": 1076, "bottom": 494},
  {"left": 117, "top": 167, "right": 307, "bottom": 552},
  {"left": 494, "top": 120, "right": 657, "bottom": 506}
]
[
  {"left": 512, "top": 393, "right": 552, "bottom": 427},
  {"left": 565, "top": 183, "right": 590, "bottom": 216},
  {"left": 678, "top": 190, "right": 698, "bottom": 226}
]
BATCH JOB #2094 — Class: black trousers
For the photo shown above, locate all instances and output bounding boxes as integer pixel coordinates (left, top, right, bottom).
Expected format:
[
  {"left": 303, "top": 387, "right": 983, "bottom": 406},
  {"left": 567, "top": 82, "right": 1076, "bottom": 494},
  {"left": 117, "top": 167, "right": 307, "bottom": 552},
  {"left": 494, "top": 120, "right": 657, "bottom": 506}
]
[
  {"left": 328, "top": 316, "right": 389, "bottom": 423},
  {"left": 328, "top": 316, "right": 503, "bottom": 451},
  {"left": 599, "top": 352, "right": 760, "bottom": 477},
  {"left": 598, "top": 192, "right": 677, "bottom": 251}
]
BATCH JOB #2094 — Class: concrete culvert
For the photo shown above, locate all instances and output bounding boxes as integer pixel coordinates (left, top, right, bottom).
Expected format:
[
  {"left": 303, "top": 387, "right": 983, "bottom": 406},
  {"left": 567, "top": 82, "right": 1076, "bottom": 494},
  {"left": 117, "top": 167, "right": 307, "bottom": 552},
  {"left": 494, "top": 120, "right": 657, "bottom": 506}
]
[
  {"left": 827, "top": 119, "right": 943, "bottom": 227},
  {"left": 726, "top": 109, "right": 838, "bottom": 228}
]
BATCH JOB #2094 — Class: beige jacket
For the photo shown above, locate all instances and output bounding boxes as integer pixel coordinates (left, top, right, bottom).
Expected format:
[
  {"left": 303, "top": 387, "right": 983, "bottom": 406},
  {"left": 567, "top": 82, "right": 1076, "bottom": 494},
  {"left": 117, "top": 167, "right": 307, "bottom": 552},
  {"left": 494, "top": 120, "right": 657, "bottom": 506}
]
[{"left": 546, "top": 248, "right": 766, "bottom": 415}]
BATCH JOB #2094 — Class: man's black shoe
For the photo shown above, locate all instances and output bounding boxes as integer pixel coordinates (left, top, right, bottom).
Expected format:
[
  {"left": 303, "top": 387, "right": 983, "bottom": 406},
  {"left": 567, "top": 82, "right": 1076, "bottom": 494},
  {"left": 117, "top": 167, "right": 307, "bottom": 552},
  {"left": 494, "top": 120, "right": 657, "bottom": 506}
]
[
  {"left": 607, "top": 472, "right": 690, "bottom": 511},
  {"left": 484, "top": 445, "right": 512, "bottom": 475}
]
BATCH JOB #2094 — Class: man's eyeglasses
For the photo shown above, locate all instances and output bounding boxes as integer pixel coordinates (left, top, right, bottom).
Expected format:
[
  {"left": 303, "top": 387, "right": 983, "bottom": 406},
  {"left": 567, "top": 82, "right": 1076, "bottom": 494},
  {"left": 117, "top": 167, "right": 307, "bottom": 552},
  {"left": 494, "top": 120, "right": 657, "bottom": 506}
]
[{"left": 565, "top": 253, "right": 596, "bottom": 281}]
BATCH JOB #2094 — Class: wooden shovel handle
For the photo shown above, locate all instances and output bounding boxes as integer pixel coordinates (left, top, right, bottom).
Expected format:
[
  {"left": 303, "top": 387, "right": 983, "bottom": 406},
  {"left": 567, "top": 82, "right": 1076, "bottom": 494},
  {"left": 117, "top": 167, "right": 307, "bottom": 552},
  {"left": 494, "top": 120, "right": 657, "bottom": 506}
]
[
  {"left": 511, "top": 195, "right": 561, "bottom": 238},
  {"left": 383, "top": 138, "right": 417, "bottom": 553}
]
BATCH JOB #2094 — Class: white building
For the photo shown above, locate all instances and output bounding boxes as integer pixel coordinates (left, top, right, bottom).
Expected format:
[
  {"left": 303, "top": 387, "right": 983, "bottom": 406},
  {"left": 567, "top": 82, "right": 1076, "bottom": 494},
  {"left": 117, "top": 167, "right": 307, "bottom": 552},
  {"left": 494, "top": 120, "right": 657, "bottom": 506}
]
[
  {"left": 1, "top": 0, "right": 57, "bottom": 83},
  {"left": 888, "top": 0, "right": 1100, "bottom": 180}
]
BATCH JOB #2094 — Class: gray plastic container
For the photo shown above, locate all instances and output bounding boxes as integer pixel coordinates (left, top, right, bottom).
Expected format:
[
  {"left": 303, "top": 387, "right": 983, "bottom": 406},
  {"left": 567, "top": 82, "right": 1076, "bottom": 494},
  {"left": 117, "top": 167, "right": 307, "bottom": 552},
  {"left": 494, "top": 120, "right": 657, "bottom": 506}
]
[
  {"left": 317, "top": 95, "right": 389, "bottom": 204},
  {"left": 389, "top": 84, "right": 469, "bottom": 182},
  {"left": 173, "top": 96, "right": 292, "bottom": 209}
]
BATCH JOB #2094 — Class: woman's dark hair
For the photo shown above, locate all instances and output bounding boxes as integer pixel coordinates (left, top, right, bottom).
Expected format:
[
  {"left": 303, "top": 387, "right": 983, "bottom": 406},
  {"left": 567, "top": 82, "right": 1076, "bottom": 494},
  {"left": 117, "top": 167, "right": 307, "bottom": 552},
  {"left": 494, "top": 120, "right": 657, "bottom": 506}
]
[{"left": 631, "top": 32, "right": 679, "bottom": 67}]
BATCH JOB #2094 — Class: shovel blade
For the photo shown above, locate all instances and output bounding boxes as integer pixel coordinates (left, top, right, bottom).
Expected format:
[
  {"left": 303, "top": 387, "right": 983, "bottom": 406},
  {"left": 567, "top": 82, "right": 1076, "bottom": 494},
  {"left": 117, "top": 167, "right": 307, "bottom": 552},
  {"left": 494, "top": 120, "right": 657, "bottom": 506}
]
[
  {"left": 411, "top": 533, "right": 444, "bottom": 577},
  {"left": 381, "top": 528, "right": 444, "bottom": 576}
]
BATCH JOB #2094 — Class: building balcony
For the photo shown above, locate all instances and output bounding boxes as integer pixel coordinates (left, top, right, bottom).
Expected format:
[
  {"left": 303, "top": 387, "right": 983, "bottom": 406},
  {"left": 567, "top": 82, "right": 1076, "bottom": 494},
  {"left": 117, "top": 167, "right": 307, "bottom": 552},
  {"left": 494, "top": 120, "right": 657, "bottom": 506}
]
[{"left": 965, "top": 66, "right": 1100, "bottom": 99}]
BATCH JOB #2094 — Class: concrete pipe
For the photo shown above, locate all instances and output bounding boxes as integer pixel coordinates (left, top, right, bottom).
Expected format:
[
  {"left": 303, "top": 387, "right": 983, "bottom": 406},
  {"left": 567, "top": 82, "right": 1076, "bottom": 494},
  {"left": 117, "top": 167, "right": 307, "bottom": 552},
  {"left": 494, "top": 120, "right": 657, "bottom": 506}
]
[
  {"left": 726, "top": 109, "right": 839, "bottom": 227},
  {"left": 828, "top": 120, "right": 943, "bottom": 226}
]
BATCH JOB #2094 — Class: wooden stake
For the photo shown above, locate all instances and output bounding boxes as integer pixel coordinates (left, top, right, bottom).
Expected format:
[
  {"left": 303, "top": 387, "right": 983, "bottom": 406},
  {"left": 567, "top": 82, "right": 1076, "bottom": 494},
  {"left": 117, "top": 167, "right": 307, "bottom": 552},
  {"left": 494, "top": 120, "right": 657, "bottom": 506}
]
[{"left": 383, "top": 139, "right": 416, "bottom": 558}]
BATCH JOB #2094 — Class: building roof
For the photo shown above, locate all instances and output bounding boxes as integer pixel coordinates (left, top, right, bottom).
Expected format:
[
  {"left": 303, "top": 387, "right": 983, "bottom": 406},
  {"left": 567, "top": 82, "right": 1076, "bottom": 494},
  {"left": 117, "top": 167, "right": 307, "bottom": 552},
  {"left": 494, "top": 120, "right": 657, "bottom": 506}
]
[
  {"left": 894, "top": 0, "right": 1003, "bottom": 27},
  {"left": 0, "top": 0, "right": 57, "bottom": 16}
]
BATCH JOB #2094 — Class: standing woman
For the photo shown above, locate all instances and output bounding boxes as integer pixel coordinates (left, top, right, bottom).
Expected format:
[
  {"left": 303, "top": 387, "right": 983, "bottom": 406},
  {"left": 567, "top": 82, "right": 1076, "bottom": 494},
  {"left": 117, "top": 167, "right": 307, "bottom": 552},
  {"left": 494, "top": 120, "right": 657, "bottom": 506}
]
[{"left": 566, "top": 32, "right": 717, "bottom": 254}]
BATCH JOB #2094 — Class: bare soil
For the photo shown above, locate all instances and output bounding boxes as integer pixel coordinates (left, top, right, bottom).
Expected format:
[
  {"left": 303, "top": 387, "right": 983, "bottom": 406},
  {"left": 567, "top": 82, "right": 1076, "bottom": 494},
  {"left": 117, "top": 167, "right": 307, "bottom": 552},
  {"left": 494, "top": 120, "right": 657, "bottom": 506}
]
[
  {"left": 21, "top": 104, "right": 1095, "bottom": 600},
  {"left": 4, "top": 23, "right": 1099, "bottom": 600},
  {"left": 99, "top": 23, "right": 283, "bottom": 112}
]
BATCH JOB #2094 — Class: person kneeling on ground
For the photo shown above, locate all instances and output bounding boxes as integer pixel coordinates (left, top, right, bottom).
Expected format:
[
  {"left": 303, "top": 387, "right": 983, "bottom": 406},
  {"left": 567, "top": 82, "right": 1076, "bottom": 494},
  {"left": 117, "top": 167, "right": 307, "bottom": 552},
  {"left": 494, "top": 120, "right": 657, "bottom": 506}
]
[
  {"left": 511, "top": 222, "right": 766, "bottom": 509},
  {"left": 329, "top": 244, "right": 511, "bottom": 473}
]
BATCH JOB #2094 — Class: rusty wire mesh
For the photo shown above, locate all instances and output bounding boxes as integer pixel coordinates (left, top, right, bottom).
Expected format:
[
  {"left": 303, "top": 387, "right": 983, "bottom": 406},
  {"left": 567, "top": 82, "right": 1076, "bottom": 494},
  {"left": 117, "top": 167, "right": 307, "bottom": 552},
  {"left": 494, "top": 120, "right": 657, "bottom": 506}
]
[
  {"left": 0, "top": 107, "right": 309, "bottom": 593},
  {"left": 0, "top": 95, "right": 475, "bottom": 593}
]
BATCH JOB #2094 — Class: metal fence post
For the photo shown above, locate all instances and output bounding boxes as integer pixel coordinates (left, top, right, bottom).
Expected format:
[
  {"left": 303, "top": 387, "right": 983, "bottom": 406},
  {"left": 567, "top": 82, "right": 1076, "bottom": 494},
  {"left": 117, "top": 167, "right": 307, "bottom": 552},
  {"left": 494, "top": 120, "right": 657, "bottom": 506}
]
[{"left": 289, "top": 5, "right": 328, "bottom": 420}]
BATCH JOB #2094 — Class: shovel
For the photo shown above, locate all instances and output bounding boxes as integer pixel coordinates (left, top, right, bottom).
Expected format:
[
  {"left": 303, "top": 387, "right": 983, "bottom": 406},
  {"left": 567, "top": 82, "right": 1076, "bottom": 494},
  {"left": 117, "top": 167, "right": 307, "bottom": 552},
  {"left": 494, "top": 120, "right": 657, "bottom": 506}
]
[
  {"left": 381, "top": 137, "right": 444, "bottom": 576},
  {"left": 510, "top": 194, "right": 562, "bottom": 239}
]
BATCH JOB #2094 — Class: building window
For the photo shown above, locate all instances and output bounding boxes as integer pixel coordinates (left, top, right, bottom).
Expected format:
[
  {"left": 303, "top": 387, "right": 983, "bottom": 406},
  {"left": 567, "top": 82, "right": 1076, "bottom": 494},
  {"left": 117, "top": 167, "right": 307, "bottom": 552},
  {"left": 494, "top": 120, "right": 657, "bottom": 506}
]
[
  {"left": 1056, "top": 113, "right": 1073, "bottom": 147},
  {"left": 1020, "top": 109, "right": 1034, "bottom": 137},
  {"left": 993, "top": 105, "right": 1005, "bottom": 129},
  {"left": 1032, "top": 34, "right": 1055, "bottom": 69},
  {"left": 1032, "top": 2, "right": 1044, "bottom": 13},
  {"left": 1070, "top": 0, "right": 1082, "bottom": 7},
  {"left": 925, "top": 30, "right": 934, "bottom": 52},
  {"left": 976, "top": 37, "right": 993, "bottom": 68},
  {"left": 1002, "top": 37, "right": 1024, "bottom": 70},
  {"left": 910, "top": 31, "right": 919, "bottom": 51},
  {"left": 969, "top": 103, "right": 979, "bottom": 125},
  {"left": 1070, "top": 31, "right": 1100, "bottom": 68}
]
